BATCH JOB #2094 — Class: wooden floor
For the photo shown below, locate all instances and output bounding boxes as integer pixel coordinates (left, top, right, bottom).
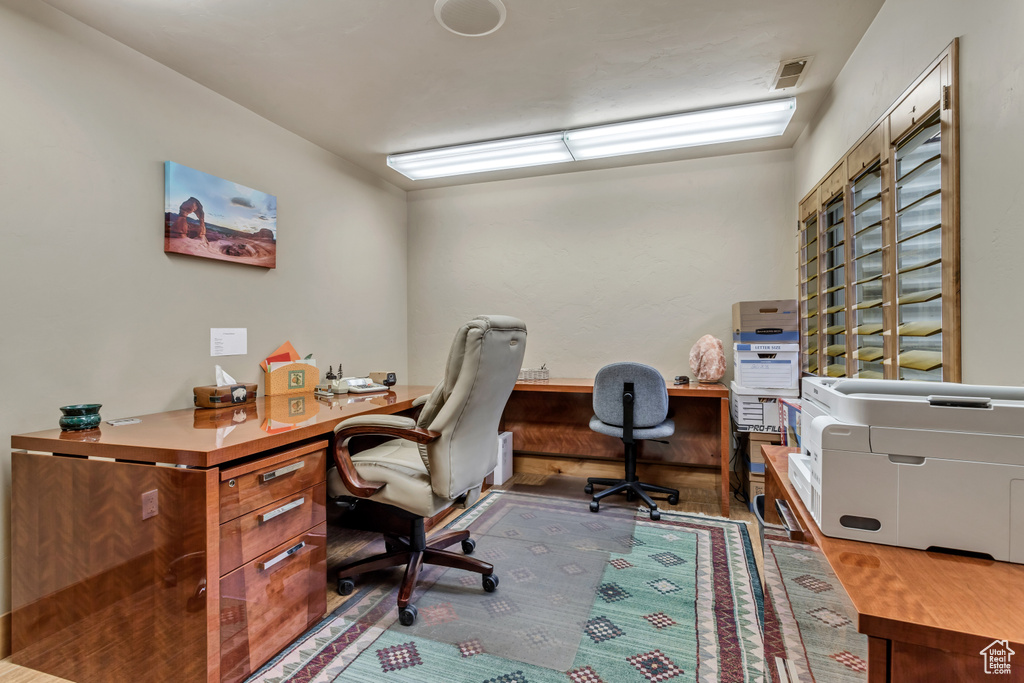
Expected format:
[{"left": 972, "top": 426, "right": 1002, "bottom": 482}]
[{"left": 1, "top": 469, "right": 759, "bottom": 683}]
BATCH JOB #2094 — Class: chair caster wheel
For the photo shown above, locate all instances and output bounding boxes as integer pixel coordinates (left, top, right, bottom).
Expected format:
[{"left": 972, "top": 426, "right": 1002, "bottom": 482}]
[
  {"left": 584, "top": 483, "right": 593, "bottom": 494},
  {"left": 626, "top": 490, "right": 637, "bottom": 502},
  {"left": 337, "top": 578, "right": 355, "bottom": 596},
  {"left": 399, "top": 604, "right": 417, "bottom": 626},
  {"left": 384, "top": 541, "right": 399, "bottom": 554},
  {"left": 589, "top": 501, "right": 600, "bottom": 513},
  {"left": 650, "top": 509, "right": 661, "bottom": 521},
  {"left": 668, "top": 494, "right": 679, "bottom": 505},
  {"left": 483, "top": 574, "right": 499, "bottom": 592},
  {"left": 461, "top": 538, "right": 476, "bottom": 555}
]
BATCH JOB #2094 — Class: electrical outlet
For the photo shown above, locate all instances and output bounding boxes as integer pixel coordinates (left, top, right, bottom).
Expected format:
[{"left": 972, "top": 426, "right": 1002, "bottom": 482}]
[{"left": 142, "top": 489, "right": 159, "bottom": 520}]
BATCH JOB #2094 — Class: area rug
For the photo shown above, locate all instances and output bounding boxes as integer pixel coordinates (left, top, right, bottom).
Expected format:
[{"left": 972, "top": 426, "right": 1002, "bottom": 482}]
[
  {"left": 763, "top": 535, "right": 868, "bottom": 683},
  {"left": 247, "top": 490, "right": 765, "bottom": 682}
]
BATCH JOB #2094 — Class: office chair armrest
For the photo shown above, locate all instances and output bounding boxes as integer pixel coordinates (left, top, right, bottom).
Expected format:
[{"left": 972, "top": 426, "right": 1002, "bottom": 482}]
[
  {"left": 335, "top": 414, "right": 419, "bottom": 432},
  {"left": 331, "top": 417, "right": 441, "bottom": 497},
  {"left": 412, "top": 394, "right": 431, "bottom": 408}
]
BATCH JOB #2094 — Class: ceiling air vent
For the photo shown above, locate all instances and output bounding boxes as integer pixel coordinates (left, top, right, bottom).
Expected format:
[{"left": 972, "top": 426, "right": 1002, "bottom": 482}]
[{"left": 771, "top": 56, "right": 813, "bottom": 91}]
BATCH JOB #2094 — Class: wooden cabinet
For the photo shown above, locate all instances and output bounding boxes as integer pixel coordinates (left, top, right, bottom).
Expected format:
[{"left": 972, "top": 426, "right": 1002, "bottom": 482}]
[
  {"left": 11, "top": 440, "right": 328, "bottom": 683},
  {"left": 9, "top": 387, "right": 433, "bottom": 683}
]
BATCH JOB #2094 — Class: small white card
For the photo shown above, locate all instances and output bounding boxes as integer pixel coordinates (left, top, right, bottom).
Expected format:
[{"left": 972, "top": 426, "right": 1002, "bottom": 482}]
[{"left": 211, "top": 328, "right": 247, "bottom": 357}]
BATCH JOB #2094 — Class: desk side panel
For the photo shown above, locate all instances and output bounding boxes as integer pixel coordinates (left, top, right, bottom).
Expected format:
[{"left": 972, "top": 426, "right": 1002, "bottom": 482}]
[{"left": 12, "top": 452, "right": 216, "bottom": 683}]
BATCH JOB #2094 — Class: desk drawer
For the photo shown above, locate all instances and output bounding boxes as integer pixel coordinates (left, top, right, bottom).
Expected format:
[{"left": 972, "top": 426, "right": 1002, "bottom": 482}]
[
  {"left": 219, "top": 482, "right": 326, "bottom": 576},
  {"left": 219, "top": 523, "right": 327, "bottom": 683},
  {"left": 219, "top": 442, "right": 327, "bottom": 523}
]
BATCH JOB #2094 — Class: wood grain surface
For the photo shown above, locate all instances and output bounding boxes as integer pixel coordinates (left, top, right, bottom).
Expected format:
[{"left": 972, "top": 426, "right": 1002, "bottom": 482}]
[
  {"left": 11, "top": 386, "right": 434, "bottom": 468},
  {"left": 11, "top": 452, "right": 217, "bottom": 683},
  {"left": 219, "top": 523, "right": 326, "bottom": 683}
]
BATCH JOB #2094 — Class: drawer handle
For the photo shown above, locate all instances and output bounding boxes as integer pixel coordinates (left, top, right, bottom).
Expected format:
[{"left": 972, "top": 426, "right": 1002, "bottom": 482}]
[
  {"left": 257, "top": 541, "right": 306, "bottom": 572},
  {"left": 260, "top": 461, "right": 304, "bottom": 483},
  {"left": 775, "top": 499, "right": 806, "bottom": 542},
  {"left": 258, "top": 497, "right": 305, "bottom": 524}
]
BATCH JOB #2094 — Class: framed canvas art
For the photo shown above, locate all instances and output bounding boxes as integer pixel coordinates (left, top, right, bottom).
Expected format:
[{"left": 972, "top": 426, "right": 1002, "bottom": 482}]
[{"left": 164, "top": 161, "right": 277, "bottom": 268}]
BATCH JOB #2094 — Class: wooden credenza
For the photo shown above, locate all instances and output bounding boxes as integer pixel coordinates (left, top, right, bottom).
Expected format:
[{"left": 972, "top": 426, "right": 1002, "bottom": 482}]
[
  {"left": 763, "top": 445, "right": 1024, "bottom": 682},
  {"left": 10, "top": 387, "right": 432, "bottom": 683}
]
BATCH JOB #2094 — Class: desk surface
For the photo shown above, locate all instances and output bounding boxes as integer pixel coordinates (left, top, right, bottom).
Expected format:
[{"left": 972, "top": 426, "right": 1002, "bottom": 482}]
[
  {"left": 515, "top": 377, "right": 728, "bottom": 398},
  {"left": 11, "top": 385, "right": 434, "bottom": 468},
  {"left": 763, "top": 445, "right": 1024, "bottom": 655}
]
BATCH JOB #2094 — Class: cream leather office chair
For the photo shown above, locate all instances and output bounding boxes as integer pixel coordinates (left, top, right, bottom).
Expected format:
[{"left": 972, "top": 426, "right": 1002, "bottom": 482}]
[{"left": 327, "top": 315, "right": 526, "bottom": 625}]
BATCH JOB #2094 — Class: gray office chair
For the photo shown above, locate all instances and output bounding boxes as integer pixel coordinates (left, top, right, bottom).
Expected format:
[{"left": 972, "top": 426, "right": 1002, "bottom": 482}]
[
  {"left": 326, "top": 315, "right": 526, "bottom": 625},
  {"left": 585, "top": 362, "right": 680, "bottom": 521}
]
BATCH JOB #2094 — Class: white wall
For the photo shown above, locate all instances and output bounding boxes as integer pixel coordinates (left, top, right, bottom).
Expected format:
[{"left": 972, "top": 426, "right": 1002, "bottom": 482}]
[
  {"left": 0, "top": 0, "right": 408, "bottom": 614},
  {"left": 794, "top": 0, "right": 1024, "bottom": 385},
  {"left": 407, "top": 149, "right": 795, "bottom": 386}
]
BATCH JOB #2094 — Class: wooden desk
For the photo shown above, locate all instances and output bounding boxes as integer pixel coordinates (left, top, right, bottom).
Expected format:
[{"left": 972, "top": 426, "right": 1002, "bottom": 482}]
[
  {"left": 763, "top": 445, "right": 1024, "bottom": 682},
  {"left": 10, "top": 386, "right": 433, "bottom": 683},
  {"left": 502, "top": 379, "right": 731, "bottom": 516}
]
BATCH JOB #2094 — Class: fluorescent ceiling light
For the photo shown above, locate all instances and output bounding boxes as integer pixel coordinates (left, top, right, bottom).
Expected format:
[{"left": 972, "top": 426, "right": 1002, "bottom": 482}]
[
  {"left": 387, "top": 98, "right": 796, "bottom": 180},
  {"left": 387, "top": 133, "right": 574, "bottom": 180}
]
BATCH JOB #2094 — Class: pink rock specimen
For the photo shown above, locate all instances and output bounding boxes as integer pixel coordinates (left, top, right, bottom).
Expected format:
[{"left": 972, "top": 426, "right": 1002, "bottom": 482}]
[{"left": 689, "top": 335, "right": 726, "bottom": 383}]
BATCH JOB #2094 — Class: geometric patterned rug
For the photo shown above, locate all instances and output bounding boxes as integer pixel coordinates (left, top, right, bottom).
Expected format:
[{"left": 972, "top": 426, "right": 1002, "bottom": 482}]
[
  {"left": 245, "top": 490, "right": 765, "bottom": 682},
  {"left": 762, "top": 533, "right": 868, "bottom": 683}
]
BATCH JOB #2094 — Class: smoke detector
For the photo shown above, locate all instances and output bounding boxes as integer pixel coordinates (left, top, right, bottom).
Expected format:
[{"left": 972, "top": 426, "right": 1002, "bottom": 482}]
[
  {"left": 770, "top": 56, "right": 813, "bottom": 91},
  {"left": 434, "top": 0, "right": 507, "bottom": 37}
]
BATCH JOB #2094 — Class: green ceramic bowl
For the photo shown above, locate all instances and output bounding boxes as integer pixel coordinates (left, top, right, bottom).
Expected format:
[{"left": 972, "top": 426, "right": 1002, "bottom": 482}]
[
  {"left": 59, "top": 404, "right": 102, "bottom": 430},
  {"left": 60, "top": 403, "right": 102, "bottom": 416}
]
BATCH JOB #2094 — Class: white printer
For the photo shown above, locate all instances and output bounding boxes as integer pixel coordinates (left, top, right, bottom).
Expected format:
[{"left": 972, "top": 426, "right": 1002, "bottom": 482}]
[{"left": 789, "top": 377, "right": 1024, "bottom": 563}]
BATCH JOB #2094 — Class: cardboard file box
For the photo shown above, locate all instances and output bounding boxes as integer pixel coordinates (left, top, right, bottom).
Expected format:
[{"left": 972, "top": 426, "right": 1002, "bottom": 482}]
[
  {"left": 732, "top": 299, "right": 798, "bottom": 343},
  {"left": 733, "top": 343, "right": 799, "bottom": 389},
  {"left": 729, "top": 381, "right": 799, "bottom": 433},
  {"left": 745, "top": 431, "right": 781, "bottom": 465}
]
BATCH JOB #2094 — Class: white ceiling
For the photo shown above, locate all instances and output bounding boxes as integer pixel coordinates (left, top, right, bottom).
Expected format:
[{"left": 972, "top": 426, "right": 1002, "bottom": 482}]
[{"left": 40, "top": 0, "right": 883, "bottom": 190}]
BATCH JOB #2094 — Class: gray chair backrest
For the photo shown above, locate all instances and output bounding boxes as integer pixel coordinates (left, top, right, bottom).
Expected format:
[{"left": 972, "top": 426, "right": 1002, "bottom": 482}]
[
  {"left": 416, "top": 316, "right": 527, "bottom": 500},
  {"left": 593, "top": 362, "right": 668, "bottom": 429}
]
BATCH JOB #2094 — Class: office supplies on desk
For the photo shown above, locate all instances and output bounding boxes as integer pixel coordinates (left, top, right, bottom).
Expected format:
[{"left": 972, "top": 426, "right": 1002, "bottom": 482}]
[
  {"left": 194, "top": 383, "right": 258, "bottom": 408},
  {"left": 340, "top": 377, "right": 389, "bottom": 393},
  {"left": 792, "top": 376, "right": 1024, "bottom": 562},
  {"left": 369, "top": 371, "right": 397, "bottom": 387},
  {"left": 195, "top": 364, "right": 259, "bottom": 408}
]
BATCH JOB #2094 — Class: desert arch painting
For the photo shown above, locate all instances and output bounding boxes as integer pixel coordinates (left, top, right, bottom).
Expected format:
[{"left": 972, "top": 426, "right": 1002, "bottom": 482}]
[{"left": 164, "top": 161, "right": 277, "bottom": 268}]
